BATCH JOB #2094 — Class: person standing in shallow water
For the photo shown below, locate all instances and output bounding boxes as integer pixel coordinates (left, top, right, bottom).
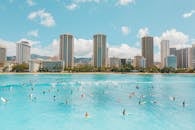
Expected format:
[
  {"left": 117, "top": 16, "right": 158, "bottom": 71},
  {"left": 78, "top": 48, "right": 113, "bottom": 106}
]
[
  {"left": 85, "top": 112, "right": 89, "bottom": 118},
  {"left": 123, "top": 109, "right": 126, "bottom": 116},
  {"left": 182, "top": 101, "right": 185, "bottom": 107}
]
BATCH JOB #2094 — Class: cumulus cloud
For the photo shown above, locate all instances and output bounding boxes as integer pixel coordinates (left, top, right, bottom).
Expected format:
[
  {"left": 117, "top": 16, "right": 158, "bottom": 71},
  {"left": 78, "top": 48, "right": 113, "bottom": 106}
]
[
  {"left": 136, "top": 28, "right": 191, "bottom": 62},
  {"left": 64, "top": 0, "right": 100, "bottom": 10},
  {"left": 0, "top": 38, "right": 58, "bottom": 57},
  {"left": 0, "top": 39, "right": 16, "bottom": 56},
  {"left": 28, "top": 9, "right": 55, "bottom": 27},
  {"left": 27, "top": 30, "right": 39, "bottom": 37},
  {"left": 26, "top": 0, "right": 35, "bottom": 6},
  {"left": 66, "top": 3, "right": 78, "bottom": 10},
  {"left": 74, "top": 38, "right": 93, "bottom": 57},
  {"left": 117, "top": 0, "right": 135, "bottom": 6},
  {"left": 159, "top": 29, "right": 189, "bottom": 49},
  {"left": 31, "top": 39, "right": 59, "bottom": 56},
  {"left": 109, "top": 44, "right": 140, "bottom": 58},
  {"left": 183, "top": 10, "right": 195, "bottom": 18},
  {"left": 137, "top": 27, "right": 149, "bottom": 38},
  {"left": 121, "top": 26, "right": 130, "bottom": 35},
  {"left": 75, "top": 0, "right": 100, "bottom": 3}
]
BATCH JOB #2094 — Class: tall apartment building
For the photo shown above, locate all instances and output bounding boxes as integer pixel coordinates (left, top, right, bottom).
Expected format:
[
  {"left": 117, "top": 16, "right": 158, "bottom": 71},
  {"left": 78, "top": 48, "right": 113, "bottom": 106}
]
[
  {"left": 93, "top": 34, "right": 107, "bottom": 68},
  {"left": 192, "top": 44, "right": 195, "bottom": 69},
  {"left": 141, "top": 36, "right": 154, "bottom": 68},
  {"left": 0, "top": 45, "right": 6, "bottom": 67},
  {"left": 161, "top": 40, "right": 170, "bottom": 68},
  {"left": 170, "top": 48, "right": 176, "bottom": 56},
  {"left": 59, "top": 34, "right": 74, "bottom": 68},
  {"left": 16, "top": 41, "right": 31, "bottom": 64},
  {"left": 176, "top": 48, "right": 192, "bottom": 68}
]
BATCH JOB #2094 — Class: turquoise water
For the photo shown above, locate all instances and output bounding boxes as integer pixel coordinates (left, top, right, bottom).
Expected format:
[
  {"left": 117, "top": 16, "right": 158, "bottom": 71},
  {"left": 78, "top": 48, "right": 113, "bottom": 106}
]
[{"left": 0, "top": 74, "right": 195, "bottom": 130}]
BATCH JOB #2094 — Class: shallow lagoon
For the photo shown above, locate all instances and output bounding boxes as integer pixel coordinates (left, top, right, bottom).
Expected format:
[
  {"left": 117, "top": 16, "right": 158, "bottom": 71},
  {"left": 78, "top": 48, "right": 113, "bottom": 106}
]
[{"left": 0, "top": 74, "right": 195, "bottom": 130}]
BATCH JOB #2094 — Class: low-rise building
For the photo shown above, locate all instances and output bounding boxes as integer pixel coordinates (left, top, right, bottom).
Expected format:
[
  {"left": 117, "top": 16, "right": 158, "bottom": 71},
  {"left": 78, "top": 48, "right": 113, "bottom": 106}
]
[
  {"left": 165, "top": 55, "right": 177, "bottom": 69},
  {"left": 29, "top": 60, "right": 41, "bottom": 72},
  {"left": 133, "top": 56, "right": 146, "bottom": 68},
  {"left": 110, "top": 57, "right": 120, "bottom": 68},
  {"left": 41, "top": 61, "right": 64, "bottom": 72}
]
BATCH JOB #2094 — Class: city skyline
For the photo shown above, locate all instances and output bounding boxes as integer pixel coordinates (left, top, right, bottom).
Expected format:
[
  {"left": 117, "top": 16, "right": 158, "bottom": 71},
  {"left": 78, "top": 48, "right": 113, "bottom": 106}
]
[{"left": 0, "top": 0, "right": 195, "bottom": 62}]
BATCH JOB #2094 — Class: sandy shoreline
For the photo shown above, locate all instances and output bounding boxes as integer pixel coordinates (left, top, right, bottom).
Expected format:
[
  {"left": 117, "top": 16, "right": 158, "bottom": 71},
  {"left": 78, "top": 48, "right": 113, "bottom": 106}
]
[{"left": 0, "top": 72, "right": 195, "bottom": 75}]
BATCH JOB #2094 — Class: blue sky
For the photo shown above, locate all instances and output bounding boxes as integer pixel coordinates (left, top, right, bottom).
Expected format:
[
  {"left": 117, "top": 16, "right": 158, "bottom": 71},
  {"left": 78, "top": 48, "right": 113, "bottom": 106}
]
[{"left": 0, "top": 0, "right": 195, "bottom": 61}]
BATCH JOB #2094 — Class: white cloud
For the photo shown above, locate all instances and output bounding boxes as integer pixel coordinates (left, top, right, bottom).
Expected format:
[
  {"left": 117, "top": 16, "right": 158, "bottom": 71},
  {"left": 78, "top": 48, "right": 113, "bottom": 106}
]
[
  {"left": 65, "top": 0, "right": 100, "bottom": 10},
  {"left": 137, "top": 27, "right": 149, "bottom": 38},
  {"left": 27, "top": 30, "right": 39, "bottom": 37},
  {"left": 117, "top": 0, "right": 135, "bottom": 6},
  {"left": 0, "top": 39, "right": 16, "bottom": 56},
  {"left": 31, "top": 39, "right": 59, "bottom": 56},
  {"left": 66, "top": 3, "right": 78, "bottom": 10},
  {"left": 183, "top": 10, "right": 195, "bottom": 18},
  {"left": 0, "top": 38, "right": 57, "bottom": 57},
  {"left": 152, "top": 29, "right": 190, "bottom": 61},
  {"left": 75, "top": 0, "right": 100, "bottom": 3},
  {"left": 74, "top": 38, "right": 93, "bottom": 57},
  {"left": 160, "top": 29, "right": 189, "bottom": 49},
  {"left": 109, "top": 44, "right": 140, "bottom": 58},
  {"left": 26, "top": 0, "right": 35, "bottom": 6},
  {"left": 136, "top": 28, "right": 190, "bottom": 62},
  {"left": 17, "top": 38, "right": 40, "bottom": 46},
  {"left": 28, "top": 9, "right": 55, "bottom": 27},
  {"left": 121, "top": 26, "right": 130, "bottom": 35}
]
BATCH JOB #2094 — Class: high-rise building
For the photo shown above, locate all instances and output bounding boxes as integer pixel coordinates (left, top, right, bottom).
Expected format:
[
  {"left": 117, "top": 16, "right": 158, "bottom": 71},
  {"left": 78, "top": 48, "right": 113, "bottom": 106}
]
[
  {"left": 141, "top": 36, "right": 154, "bottom": 68},
  {"left": 192, "top": 44, "right": 195, "bottom": 69},
  {"left": 16, "top": 41, "right": 31, "bottom": 64},
  {"left": 59, "top": 34, "right": 74, "bottom": 68},
  {"left": 170, "top": 48, "right": 176, "bottom": 56},
  {"left": 93, "top": 34, "right": 107, "bottom": 68},
  {"left": 161, "top": 40, "right": 170, "bottom": 68},
  {"left": 0, "top": 45, "right": 6, "bottom": 67},
  {"left": 176, "top": 48, "right": 192, "bottom": 68},
  {"left": 165, "top": 55, "right": 177, "bottom": 69}
]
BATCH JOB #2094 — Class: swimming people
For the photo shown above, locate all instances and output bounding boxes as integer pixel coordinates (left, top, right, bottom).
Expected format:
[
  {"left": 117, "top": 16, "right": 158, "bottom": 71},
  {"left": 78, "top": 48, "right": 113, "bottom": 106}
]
[
  {"left": 136, "top": 85, "right": 139, "bottom": 89},
  {"left": 85, "top": 112, "right": 89, "bottom": 118},
  {"left": 53, "top": 95, "right": 56, "bottom": 101},
  {"left": 123, "top": 109, "right": 126, "bottom": 116},
  {"left": 182, "top": 101, "right": 185, "bottom": 107},
  {"left": 1, "top": 97, "right": 8, "bottom": 103}
]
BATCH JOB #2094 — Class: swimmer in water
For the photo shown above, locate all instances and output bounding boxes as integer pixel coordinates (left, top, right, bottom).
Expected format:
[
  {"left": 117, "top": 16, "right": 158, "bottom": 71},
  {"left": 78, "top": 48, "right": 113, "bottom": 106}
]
[
  {"left": 173, "top": 97, "right": 175, "bottom": 101},
  {"left": 53, "top": 95, "right": 56, "bottom": 101},
  {"left": 182, "top": 101, "right": 185, "bottom": 107},
  {"left": 43, "top": 91, "right": 46, "bottom": 95},
  {"left": 29, "top": 93, "right": 33, "bottom": 100},
  {"left": 65, "top": 100, "right": 68, "bottom": 104},
  {"left": 85, "top": 112, "right": 89, "bottom": 118},
  {"left": 139, "top": 100, "right": 141, "bottom": 105},
  {"left": 1, "top": 97, "right": 8, "bottom": 103},
  {"left": 123, "top": 109, "right": 126, "bottom": 116},
  {"left": 136, "top": 85, "right": 139, "bottom": 89},
  {"left": 81, "top": 94, "right": 85, "bottom": 98}
]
